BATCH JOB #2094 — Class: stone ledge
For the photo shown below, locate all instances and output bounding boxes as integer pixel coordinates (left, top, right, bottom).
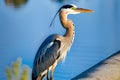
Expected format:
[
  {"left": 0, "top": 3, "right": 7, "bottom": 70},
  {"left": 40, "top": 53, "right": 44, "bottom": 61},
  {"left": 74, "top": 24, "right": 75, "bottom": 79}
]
[{"left": 72, "top": 50, "right": 120, "bottom": 80}]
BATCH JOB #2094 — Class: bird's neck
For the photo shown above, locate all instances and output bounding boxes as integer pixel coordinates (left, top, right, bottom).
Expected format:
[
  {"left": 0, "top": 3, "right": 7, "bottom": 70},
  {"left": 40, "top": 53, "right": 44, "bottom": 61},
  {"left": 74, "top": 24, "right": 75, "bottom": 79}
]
[{"left": 59, "top": 11, "right": 75, "bottom": 37}]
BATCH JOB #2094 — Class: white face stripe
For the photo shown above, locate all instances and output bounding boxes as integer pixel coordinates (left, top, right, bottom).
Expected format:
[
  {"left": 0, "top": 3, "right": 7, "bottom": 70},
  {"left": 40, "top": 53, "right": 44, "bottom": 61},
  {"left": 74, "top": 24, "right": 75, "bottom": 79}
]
[
  {"left": 70, "top": 4, "right": 77, "bottom": 8},
  {"left": 62, "top": 8, "right": 80, "bottom": 14},
  {"left": 61, "top": 4, "right": 81, "bottom": 14}
]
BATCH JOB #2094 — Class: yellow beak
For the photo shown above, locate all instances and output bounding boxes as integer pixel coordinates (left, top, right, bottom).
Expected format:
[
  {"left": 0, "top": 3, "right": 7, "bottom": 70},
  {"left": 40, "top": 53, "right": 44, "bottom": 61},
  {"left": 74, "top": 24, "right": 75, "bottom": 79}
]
[{"left": 74, "top": 8, "right": 93, "bottom": 13}]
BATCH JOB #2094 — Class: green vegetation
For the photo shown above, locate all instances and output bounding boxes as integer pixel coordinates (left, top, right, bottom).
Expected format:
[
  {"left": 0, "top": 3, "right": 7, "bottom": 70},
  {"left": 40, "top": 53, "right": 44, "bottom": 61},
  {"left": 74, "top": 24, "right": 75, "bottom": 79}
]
[
  {"left": 5, "top": 58, "right": 30, "bottom": 80},
  {"left": 12, "top": 0, "right": 28, "bottom": 7},
  {"left": 5, "top": 0, "right": 28, "bottom": 8}
]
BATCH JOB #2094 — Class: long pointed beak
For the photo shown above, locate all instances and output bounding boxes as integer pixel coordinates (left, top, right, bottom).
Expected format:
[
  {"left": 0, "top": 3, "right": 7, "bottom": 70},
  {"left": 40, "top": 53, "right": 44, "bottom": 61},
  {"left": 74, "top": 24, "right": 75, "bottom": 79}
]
[{"left": 74, "top": 8, "right": 93, "bottom": 13}]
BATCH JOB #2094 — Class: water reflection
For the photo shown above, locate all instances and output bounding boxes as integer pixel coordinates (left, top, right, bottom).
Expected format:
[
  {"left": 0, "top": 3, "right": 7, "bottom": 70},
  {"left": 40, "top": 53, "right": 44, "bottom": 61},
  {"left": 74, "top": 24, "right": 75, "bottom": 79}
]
[{"left": 5, "top": 0, "right": 28, "bottom": 8}]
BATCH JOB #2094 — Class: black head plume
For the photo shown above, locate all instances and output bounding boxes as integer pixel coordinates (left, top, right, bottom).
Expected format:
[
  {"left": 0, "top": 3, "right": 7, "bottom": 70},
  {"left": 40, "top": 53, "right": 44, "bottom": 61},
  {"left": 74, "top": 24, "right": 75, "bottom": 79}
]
[
  {"left": 49, "top": 9, "right": 60, "bottom": 27},
  {"left": 61, "top": 4, "right": 74, "bottom": 9},
  {"left": 49, "top": 4, "right": 75, "bottom": 27}
]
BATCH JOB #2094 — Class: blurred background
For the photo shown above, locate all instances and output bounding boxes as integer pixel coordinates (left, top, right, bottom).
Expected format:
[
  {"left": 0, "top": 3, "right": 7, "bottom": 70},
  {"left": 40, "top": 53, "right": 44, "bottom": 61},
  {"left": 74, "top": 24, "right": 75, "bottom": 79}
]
[{"left": 0, "top": 0, "right": 120, "bottom": 80}]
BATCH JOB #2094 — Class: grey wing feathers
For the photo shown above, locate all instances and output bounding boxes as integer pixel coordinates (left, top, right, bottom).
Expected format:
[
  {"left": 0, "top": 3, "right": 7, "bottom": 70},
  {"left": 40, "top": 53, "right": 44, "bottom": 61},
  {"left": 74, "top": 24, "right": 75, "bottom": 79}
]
[{"left": 32, "top": 34, "right": 61, "bottom": 79}]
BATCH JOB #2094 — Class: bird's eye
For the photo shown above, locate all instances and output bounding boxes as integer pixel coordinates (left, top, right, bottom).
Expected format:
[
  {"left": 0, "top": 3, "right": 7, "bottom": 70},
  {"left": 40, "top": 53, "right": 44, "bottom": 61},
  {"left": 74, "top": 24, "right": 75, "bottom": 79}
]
[{"left": 71, "top": 7, "right": 76, "bottom": 10}]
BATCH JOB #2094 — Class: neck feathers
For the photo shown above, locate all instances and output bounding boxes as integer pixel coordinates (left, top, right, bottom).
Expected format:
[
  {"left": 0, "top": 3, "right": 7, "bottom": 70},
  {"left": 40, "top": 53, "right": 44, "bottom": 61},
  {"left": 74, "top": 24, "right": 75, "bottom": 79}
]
[{"left": 59, "top": 10, "right": 75, "bottom": 37}]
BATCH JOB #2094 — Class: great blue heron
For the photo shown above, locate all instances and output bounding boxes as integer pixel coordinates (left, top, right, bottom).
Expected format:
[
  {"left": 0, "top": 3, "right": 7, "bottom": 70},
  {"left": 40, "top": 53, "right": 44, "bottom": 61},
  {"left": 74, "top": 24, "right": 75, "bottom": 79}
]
[{"left": 32, "top": 4, "right": 92, "bottom": 80}]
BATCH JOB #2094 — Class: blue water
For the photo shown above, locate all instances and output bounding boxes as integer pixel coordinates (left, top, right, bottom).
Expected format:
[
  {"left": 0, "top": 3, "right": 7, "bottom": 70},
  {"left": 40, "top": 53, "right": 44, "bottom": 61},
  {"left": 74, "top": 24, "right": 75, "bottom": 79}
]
[{"left": 0, "top": 0, "right": 120, "bottom": 80}]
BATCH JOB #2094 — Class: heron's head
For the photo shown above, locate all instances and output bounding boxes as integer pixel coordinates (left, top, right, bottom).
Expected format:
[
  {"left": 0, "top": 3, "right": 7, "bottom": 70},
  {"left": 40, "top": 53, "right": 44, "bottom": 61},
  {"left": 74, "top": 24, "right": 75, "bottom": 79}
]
[
  {"left": 60, "top": 4, "right": 93, "bottom": 14},
  {"left": 50, "top": 4, "right": 93, "bottom": 27}
]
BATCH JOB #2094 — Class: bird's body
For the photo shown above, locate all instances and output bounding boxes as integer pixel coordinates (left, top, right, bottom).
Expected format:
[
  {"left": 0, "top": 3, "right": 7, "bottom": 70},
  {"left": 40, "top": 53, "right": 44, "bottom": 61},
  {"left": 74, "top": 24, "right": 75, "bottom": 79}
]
[
  {"left": 32, "top": 34, "right": 60, "bottom": 79},
  {"left": 32, "top": 33, "right": 74, "bottom": 80},
  {"left": 32, "top": 4, "right": 92, "bottom": 80}
]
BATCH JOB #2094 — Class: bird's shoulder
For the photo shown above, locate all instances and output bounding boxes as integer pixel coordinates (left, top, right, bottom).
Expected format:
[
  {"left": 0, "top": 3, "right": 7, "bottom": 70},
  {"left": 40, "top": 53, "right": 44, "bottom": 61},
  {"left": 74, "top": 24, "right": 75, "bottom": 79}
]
[
  {"left": 33, "top": 34, "right": 61, "bottom": 64},
  {"left": 41, "top": 34, "right": 61, "bottom": 47}
]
